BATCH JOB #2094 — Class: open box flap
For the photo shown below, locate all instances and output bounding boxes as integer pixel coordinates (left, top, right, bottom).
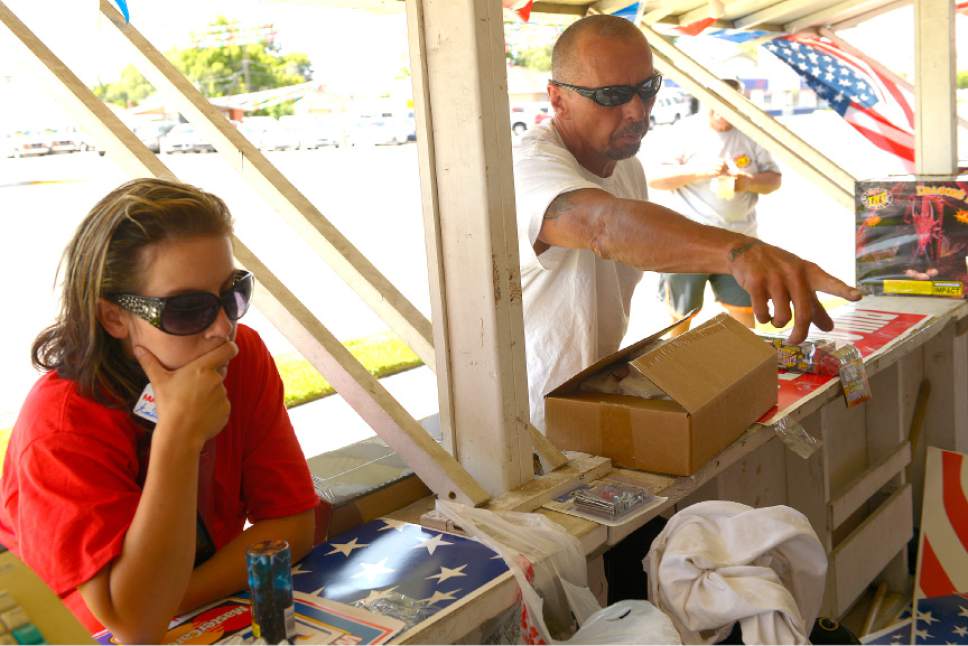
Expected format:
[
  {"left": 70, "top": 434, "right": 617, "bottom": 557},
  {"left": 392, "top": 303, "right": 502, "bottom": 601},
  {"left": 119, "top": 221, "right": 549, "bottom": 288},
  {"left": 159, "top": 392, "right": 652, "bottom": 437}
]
[{"left": 627, "top": 314, "right": 776, "bottom": 414}]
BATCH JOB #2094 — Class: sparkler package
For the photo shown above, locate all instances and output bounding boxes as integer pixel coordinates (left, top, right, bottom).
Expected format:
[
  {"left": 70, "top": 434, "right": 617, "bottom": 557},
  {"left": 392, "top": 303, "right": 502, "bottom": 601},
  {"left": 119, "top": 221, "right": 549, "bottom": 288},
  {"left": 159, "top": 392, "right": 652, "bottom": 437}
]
[{"left": 856, "top": 176, "right": 968, "bottom": 298}]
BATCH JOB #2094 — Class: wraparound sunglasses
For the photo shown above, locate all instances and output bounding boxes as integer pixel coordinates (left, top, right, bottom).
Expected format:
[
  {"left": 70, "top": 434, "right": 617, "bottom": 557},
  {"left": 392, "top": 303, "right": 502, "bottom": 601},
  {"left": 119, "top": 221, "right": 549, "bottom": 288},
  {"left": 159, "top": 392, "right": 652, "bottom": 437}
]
[
  {"left": 550, "top": 74, "right": 663, "bottom": 107},
  {"left": 107, "top": 270, "right": 254, "bottom": 336}
]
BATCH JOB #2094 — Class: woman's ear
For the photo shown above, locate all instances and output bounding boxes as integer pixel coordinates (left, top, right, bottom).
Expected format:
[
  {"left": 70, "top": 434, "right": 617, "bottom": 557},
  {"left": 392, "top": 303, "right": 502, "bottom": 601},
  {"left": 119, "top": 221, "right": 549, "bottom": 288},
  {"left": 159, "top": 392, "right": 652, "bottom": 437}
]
[{"left": 96, "top": 298, "right": 130, "bottom": 340}]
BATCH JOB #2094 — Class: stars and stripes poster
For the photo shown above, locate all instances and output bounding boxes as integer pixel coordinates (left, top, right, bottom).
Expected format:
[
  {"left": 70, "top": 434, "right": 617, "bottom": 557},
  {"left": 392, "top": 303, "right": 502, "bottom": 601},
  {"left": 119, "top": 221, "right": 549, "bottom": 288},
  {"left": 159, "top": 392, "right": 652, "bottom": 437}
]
[
  {"left": 764, "top": 34, "right": 915, "bottom": 170},
  {"left": 95, "top": 518, "right": 509, "bottom": 644},
  {"left": 916, "top": 447, "right": 968, "bottom": 600},
  {"left": 862, "top": 594, "right": 968, "bottom": 644}
]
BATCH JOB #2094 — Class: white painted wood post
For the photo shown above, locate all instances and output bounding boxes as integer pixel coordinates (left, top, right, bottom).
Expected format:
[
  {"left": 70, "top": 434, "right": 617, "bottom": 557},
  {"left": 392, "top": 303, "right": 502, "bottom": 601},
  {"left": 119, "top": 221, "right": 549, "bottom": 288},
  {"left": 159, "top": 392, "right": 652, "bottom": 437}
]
[
  {"left": 914, "top": 0, "right": 957, "bottom": 176},
  {"left": 405, "top": 0, "right": 536, "bottom": 496}
]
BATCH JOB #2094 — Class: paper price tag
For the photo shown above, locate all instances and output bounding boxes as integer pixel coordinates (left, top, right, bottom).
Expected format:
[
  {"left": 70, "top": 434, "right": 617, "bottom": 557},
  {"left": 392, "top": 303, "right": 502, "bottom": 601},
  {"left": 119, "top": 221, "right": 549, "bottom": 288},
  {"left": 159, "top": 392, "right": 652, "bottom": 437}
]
[{"left": 133, "top": 383, "right": 158, "bottom": 423}]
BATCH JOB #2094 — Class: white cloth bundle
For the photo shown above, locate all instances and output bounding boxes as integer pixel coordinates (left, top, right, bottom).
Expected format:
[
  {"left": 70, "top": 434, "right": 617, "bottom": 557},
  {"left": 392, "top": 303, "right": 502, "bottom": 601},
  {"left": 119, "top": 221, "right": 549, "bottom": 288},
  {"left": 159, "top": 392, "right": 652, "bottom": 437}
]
[{"left": 644, "top": 501, "right": 827, "bottom": 644}]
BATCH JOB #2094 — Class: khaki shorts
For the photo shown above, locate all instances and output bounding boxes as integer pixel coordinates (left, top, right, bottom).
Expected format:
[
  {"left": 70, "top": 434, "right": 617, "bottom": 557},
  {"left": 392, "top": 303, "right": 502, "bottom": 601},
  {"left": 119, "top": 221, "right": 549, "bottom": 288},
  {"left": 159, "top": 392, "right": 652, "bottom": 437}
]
[{"left": 659, "top": 273, "right": 752, "bottom": 317}]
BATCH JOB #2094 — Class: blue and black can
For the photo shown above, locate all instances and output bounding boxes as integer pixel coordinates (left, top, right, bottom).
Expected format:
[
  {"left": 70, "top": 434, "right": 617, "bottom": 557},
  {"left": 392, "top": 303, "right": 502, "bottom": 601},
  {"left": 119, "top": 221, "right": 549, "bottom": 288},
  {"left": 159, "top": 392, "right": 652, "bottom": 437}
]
[{"left": 246, "top": 539, "right": 295, "bottom": 644}]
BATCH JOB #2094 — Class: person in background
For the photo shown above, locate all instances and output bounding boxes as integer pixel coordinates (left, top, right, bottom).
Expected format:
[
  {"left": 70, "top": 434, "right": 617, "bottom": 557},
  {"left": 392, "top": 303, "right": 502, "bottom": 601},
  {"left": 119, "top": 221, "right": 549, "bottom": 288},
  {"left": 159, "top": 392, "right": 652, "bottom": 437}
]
[
  {"left": 513, "top": 15, "right": 859, "bottom": 432},
  {"left": 648, "top": 78, "right": 782, "bottom": 335},
  {"left": 0, "top": 178, "right": 322, "bottom": 643}
]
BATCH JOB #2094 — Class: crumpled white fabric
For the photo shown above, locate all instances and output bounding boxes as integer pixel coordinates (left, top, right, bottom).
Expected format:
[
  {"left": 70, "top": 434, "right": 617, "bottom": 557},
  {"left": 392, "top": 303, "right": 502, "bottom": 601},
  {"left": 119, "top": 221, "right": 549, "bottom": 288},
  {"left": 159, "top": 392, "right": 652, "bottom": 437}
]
[{"left": 644, "top": 501, "right": 827, "bottom": 645}]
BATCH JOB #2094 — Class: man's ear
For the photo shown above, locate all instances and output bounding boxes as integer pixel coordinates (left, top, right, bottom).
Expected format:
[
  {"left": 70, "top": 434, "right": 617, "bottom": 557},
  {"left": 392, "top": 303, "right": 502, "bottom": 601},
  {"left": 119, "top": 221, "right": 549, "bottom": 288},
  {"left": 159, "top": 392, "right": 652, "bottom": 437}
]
[
  {"left": 548, "top": 83, "right": 566, "bottom": 119},
  {"left": 97, "top": 298, "right": 130, "bottom": 340}
]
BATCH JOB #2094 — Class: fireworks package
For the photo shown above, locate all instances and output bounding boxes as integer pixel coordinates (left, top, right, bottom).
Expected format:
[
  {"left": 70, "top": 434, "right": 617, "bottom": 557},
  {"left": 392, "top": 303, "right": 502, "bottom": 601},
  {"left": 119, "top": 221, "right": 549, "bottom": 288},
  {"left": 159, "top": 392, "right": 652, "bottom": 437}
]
[
  {"left": 856, "top": 175, "right": 968, "bottom": 298},
  {"left": 762, "top": 337, "right": 871, "bottom": 408}
]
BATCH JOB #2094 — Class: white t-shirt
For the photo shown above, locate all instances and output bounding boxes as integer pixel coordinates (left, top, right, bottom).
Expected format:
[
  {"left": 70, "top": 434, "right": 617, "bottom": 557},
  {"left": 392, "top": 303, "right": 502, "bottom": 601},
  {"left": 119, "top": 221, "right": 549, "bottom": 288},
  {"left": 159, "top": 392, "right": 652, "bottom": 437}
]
[
  {"left": 652, "top": 115, "right": 779, "bottom": 236},
  {"left": 513, "top": 123, "right": 646, "bottom": 431}
]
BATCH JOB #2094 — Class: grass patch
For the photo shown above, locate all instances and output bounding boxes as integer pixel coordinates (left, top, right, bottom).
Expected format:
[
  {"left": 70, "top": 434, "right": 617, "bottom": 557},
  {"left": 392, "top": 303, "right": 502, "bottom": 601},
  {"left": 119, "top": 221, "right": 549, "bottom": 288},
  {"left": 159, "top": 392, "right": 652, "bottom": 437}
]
[{"left": 274, "top": 331, "right": 424, "bottom": 408}]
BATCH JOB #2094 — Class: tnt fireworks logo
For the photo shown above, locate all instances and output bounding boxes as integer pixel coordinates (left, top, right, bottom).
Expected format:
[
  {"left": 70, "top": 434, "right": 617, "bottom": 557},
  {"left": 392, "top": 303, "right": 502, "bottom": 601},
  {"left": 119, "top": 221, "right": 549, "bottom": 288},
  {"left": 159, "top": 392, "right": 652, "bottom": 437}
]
[
  {"left": 733, "top": 153, "right": 751, "bottom": 169},
  {"left": 861, "top": 187, "right": 893, "bottom": 210}
]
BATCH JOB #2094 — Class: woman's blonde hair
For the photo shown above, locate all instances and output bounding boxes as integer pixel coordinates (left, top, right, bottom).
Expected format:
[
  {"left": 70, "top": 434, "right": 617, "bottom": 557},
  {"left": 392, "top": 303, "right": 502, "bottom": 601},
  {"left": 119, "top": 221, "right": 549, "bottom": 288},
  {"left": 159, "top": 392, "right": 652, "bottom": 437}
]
[{"left": 33, "top": 178, "right": 234, "bottom": 406}]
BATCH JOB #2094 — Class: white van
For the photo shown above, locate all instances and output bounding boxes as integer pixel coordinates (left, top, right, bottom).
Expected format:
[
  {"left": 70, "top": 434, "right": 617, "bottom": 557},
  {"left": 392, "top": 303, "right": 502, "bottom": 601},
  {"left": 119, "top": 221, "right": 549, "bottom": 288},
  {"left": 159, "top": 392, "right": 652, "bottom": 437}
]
[{"left": 650, "top": 94, "right": 692, "bottom": 126}]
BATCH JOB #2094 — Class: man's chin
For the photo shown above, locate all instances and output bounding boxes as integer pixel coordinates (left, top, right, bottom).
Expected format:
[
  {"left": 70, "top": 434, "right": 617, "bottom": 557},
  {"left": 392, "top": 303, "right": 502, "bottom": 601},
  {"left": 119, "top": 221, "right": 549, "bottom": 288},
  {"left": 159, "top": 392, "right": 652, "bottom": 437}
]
[{"left": 606, "top": 140, "right": 642, "bottom": 160}]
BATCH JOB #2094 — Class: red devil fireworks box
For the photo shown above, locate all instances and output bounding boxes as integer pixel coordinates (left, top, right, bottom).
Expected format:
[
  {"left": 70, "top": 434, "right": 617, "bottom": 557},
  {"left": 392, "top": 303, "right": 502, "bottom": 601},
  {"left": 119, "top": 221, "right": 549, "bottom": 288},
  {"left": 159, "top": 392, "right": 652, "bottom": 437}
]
[{"left": 856, "top": 175, "right": 968, "bottom": 298}]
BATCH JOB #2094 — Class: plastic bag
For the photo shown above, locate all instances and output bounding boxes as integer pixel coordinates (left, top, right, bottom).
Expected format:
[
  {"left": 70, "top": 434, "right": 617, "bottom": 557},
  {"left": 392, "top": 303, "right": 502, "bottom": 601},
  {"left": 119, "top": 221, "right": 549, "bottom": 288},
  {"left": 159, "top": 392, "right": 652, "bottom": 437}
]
[
  {"left": 435, "top": 501, "right": 680, "bottom": 645},
  {"left": 772, "top": 417, "right": 822, "bottom": 459},
  {"left": 569, "top": 600, "right": 682, "bottom": 645}
]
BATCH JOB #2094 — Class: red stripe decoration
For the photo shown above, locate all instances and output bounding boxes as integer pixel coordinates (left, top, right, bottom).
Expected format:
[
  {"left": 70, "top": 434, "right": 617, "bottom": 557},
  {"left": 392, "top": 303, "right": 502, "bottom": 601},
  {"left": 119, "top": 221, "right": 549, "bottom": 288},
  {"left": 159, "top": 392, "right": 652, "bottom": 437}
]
[
  {"left": 941, "top": 451, "right": 968, "bottom": 553},
  {"left": 920, "top": 535, "right": 958, "bottom": 598},
  {"left": 958, "top": 1, "right": 968, "bottom": 16}
]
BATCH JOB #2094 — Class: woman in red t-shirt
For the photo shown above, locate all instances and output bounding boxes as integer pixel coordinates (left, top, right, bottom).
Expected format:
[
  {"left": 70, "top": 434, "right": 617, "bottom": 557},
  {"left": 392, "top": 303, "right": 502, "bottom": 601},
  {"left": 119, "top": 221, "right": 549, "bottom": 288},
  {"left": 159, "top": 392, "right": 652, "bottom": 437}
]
[{"left": 0, "top": 178, "right": 321, "bottom": 642}]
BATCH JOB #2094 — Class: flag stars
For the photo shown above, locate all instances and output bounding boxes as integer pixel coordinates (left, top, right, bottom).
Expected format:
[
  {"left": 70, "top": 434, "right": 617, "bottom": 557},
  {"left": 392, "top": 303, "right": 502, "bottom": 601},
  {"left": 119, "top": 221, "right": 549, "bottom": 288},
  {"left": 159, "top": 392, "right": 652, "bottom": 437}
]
[
  {"left": 915, "top": 627, "right": 932, "bottom": 641},
  {"left": 377, "top": 518, "right": 410, "bottom": 533},
  {"left": 416, "top": 533, "right": 454, "bottom": 556},
  {"left": 326, "top": 537, "right": 370, "bottom": 558},
  {"left": 353, "top": 557, "right": 396, "bottom": 583},
  {"left": 953, "top": 624, "right": 968, "bottom": 637},
  {"left": 919, "top": 610, "right": 938, "bottom": 625},
  {"left": 427, "top": 564, "right": 467, "bottom": 584},
  {"left": 423, "top": 589, "right": 461, "bottom": 605},
  {"left": 959, "top": 605, "right": 968, "bottom": 618}
]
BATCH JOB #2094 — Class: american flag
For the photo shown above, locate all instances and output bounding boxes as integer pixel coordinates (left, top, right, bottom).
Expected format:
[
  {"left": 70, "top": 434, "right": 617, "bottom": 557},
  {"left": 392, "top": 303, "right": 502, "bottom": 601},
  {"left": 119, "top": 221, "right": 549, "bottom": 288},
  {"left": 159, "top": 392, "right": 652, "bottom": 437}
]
[
  {"left": 95, "top": 518, "right": 509, "bottom": 644},
  {"left": 916, "top": 448, "right": 968, "bottom": 600},
  {"left": 862, "top": 594, "right": 968, "bottom": 644},
  {"left": 502, "top": 0, "right": 534, "bottom": 22},
  {"left": 764, "top": 34, "right": 915, "bottom": 170}
]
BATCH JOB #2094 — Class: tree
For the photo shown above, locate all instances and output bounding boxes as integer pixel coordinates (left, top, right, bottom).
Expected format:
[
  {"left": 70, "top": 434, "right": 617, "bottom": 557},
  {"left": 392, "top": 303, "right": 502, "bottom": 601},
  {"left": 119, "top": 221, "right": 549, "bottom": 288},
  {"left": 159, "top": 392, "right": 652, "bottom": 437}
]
[
  {"left": 91, "top": 16, "right": 312, "bottom": 116},
  {"left": 170, "top": 17, "right": 312, "bottom": 116},
  {"left": 507, "top": 45, "right": 552, "bottom": 72},
  {"left": 958, "top": 70, "right": 968, "bottom": 90},
  {"left": 93, "top": 64, "right": 155, "bottom": 108}
]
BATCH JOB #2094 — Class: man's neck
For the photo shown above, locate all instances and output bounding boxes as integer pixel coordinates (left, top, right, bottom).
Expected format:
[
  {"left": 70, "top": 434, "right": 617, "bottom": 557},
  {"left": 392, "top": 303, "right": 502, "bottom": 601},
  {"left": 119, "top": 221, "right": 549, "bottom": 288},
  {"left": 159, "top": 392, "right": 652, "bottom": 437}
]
[{"left": 552, "top": 120, "right": 617, "bottom": 178}]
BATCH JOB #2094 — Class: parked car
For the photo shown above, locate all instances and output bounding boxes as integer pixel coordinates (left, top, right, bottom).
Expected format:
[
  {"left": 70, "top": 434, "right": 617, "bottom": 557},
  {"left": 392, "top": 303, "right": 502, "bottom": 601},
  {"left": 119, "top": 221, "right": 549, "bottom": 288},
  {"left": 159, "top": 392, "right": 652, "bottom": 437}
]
[
  {"left": 45, "top": 128, "right": 83, "bottom": 154},
  {"left": 349, "top": 113, "right": 411, "bottom": 146},
  {"left": 510, "top": 102, "right": 551, "bottom": 135},
  {"left": 160, "top": 123, "right": 215, "bottom": 154},
  {"left": 5, "top": 131, "right": 50, "bottom": 157},
  {"left": 133, "top": 121, "right": 177, "bottom": 153},
  {"left": 650, "top": 93, "right": 692, "bottom": 126}
]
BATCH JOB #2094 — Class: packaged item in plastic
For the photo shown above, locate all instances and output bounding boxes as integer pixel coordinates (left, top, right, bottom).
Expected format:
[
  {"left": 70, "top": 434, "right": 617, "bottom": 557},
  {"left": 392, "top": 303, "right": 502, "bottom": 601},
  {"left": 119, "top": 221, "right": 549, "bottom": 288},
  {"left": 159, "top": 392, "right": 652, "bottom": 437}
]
[
  {"left": 772, "top": 417, "right": 822, "bottom": 459},
  {"left": 834, "top": 344, "right": 871, "bottom": 408},
  {"left": 572, "top": 483, "right": 653, "bottom": 521},
  {"left": 762, "top": 336, "right": 839, "bottom": 376}
]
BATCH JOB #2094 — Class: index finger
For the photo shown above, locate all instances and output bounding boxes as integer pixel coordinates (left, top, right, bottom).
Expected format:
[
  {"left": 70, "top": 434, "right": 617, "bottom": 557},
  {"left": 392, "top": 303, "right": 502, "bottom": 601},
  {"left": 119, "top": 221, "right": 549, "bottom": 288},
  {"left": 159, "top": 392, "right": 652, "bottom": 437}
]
[
  {"left": 185, "top": 340, "right": 239, "bottom": 372},
  {"left": 809, "top": 267, "right": 863, "bottom": 302}
]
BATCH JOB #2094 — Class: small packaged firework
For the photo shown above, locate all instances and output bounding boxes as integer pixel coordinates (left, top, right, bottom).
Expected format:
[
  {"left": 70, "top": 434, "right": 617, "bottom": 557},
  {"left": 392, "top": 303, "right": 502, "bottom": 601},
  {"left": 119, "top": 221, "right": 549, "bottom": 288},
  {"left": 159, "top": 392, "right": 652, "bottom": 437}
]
[
  {"left": 572, "top": 483, "right": 653, "bottom": 521},
  {"left": 246, "top": 539, "right": 295, "bottom": 644},
  {"left": 762, "top": 337, "right": 839, "bottom": 376},
  {"left": 833, "top": 344, "right": 872, "bottom": 408}
]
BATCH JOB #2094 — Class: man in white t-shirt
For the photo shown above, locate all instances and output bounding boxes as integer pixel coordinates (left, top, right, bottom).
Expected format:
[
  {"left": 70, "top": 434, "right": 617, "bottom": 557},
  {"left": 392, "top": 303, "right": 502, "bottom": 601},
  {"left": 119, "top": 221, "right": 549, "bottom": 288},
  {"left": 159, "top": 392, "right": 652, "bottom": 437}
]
[
  {"left": 514, "top": 15, "right": 861, "bottom": 431},
  {"left": 649, "top": 79, "right": 782, "bottom": 334}
]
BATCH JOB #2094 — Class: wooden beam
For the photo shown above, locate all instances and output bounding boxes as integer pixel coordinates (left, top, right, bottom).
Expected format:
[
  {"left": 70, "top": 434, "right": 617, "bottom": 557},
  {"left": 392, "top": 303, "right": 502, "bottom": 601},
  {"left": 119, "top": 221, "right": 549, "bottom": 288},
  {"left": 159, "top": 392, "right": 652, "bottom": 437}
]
[
  {"left": 98, "top": 0, "right": 437, "bottom": 373},
  {"left": 830, "top": 0, "right": 909, "bottom": 30},
  {"left": 587, "top": 0, "right": 637, "bottom": 14},
  {"left": 785, "top": 0, "right": 896, "bottom": 33},
  {"left": 734, "top": 0, "right": 818, "bottom": 30},
  {"left": 0, "top": 1, "right": 173, "bottom": 182},
  {"left": 914, "top": 0, "right": 957, "bottom": 175},
  {"left": 532, "top": 2, "right": 586, "bottom": 16},
  {"left": 830, "top": 441, "right": 910, "bottom": 528},
  {"left": 405, "top": 0, "right": 539, "bottom": 496},
  {"left": 235, "top": 242, "right": 490, "bottom": 507},
  {"left": 639, "top": 23, "right": 856, "bottom": 207}
]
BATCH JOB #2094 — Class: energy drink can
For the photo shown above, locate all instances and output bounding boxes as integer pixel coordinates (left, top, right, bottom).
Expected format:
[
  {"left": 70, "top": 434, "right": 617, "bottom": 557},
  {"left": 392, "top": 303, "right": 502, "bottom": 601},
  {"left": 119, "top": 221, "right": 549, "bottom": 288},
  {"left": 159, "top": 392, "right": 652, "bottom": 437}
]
[{"left": 246, "top": 539, "right": 295, "bottom": 644}]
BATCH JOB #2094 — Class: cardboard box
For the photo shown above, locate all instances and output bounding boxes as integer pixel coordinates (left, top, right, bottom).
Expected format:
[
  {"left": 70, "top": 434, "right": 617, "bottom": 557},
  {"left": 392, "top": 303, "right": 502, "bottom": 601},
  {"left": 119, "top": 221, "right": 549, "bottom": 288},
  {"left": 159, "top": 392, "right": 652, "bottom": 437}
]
[
  {"left": 856, "top": 175, "right": 968, "bottom": 298},
  {"left": 545, "top": 314, "right": 777, "bottom": 476}
]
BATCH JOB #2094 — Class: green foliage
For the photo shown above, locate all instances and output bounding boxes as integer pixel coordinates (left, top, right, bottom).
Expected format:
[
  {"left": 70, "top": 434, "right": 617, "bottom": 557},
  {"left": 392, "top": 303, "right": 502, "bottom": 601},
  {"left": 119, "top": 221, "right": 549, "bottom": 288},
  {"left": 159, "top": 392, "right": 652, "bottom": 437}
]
[
  {"left": 958, "top": 70, "right": 968, "bottom": 90},
  {"left": 93, "top": 64, "right": 155, "bottom": 107},
  {"left": 508, "top": 45, "right": 552, "bottom": 72},
  {"left": 274, "top": 332, "right": 423, "bottom": 408},
  {"left": 90, "top": 16, "right": 312, "bottom": 108},
  {"left": 170, "top": 17, "right": 312, "bottom": 98}
]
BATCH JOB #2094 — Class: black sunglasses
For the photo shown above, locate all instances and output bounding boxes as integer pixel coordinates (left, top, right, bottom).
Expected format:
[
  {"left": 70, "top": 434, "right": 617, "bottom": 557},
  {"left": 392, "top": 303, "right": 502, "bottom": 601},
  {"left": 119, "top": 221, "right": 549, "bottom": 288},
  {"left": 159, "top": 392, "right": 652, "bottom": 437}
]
[
  {"left": 107, "top": 270, "right": 254, "bottom": 336},
  {"left": 550, "top": 74, "right": 663, "bottom": 107}
]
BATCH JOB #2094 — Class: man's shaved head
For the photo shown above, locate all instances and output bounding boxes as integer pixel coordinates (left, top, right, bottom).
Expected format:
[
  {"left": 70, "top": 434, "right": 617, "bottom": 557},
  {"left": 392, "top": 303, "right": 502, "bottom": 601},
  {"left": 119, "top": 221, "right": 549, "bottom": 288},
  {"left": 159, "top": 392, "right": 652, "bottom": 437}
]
[{"left": 552, "top": 15, "right": 649, "bottom": 82}]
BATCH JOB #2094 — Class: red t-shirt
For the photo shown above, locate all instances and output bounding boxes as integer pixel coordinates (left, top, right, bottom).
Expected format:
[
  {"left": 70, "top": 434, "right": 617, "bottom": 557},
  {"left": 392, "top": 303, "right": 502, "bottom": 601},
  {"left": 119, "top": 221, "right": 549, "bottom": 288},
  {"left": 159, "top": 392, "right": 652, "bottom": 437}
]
[{"left": 0, "top": 325, "right": 319, "bottom": 633}]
